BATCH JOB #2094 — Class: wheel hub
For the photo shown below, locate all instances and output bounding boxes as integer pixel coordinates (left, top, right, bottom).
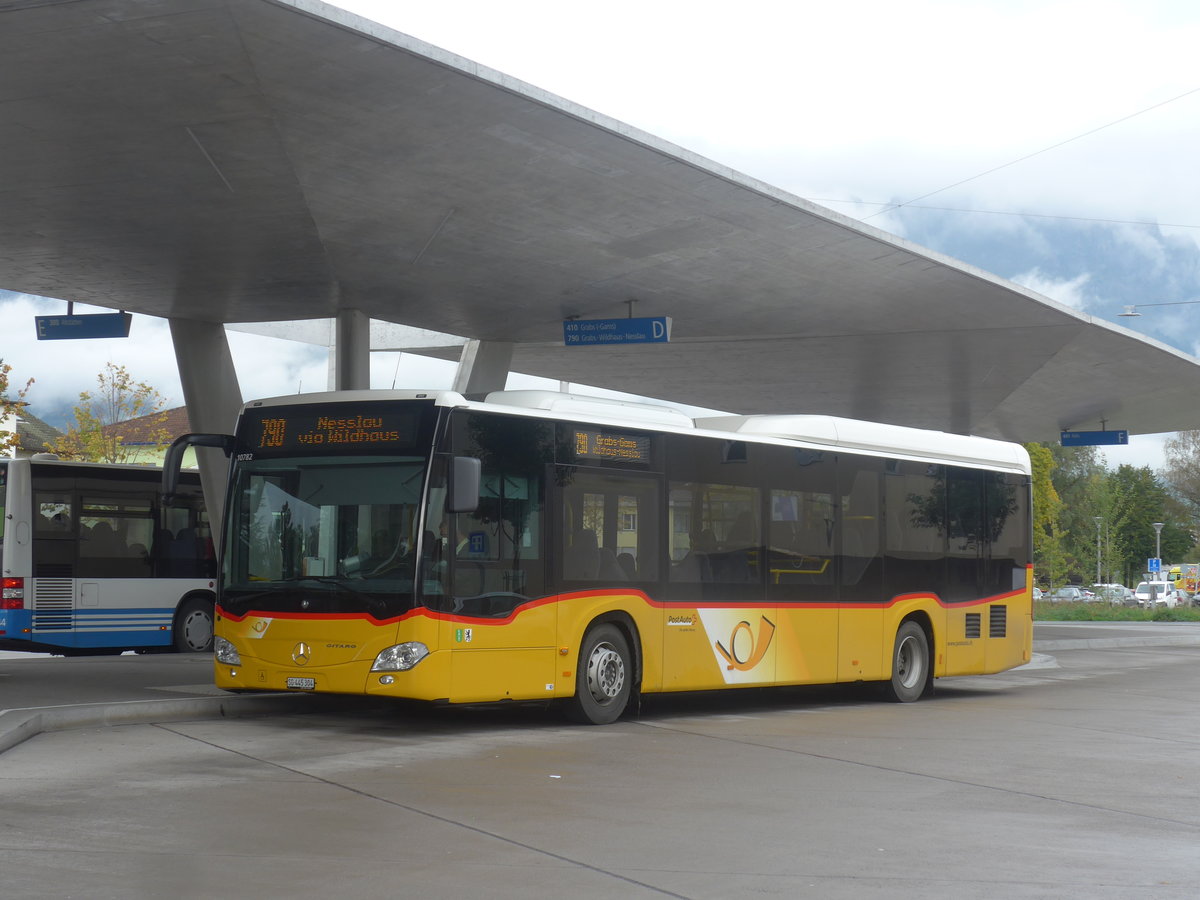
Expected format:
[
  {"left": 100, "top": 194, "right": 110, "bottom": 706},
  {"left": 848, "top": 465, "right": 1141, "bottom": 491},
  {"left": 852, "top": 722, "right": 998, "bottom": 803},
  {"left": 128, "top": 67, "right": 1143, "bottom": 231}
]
[{"left": 586, "top": 642, "right": 625, "bottom": 701}]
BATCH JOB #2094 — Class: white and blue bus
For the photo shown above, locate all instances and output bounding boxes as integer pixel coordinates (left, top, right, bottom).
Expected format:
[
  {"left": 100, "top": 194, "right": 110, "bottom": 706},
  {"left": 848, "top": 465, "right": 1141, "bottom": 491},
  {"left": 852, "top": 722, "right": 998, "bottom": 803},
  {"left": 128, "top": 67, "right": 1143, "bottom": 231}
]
[{"left": 0, "top": 456, "right": 216, "bottom": 655}]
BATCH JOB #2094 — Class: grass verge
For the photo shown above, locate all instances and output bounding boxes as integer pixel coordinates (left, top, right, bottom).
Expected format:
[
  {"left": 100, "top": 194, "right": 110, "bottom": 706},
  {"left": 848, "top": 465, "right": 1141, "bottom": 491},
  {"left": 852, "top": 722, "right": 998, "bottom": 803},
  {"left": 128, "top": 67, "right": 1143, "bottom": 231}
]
[{"left": 1034, "top": 601, "right": 1200, "bottom": 622}]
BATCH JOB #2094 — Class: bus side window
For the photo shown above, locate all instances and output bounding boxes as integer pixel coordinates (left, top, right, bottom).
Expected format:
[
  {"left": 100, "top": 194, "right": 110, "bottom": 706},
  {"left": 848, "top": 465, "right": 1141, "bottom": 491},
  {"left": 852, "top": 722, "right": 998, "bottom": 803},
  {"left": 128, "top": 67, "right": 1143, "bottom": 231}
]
[{"left": 668, "top": 482, "right": 759, "bottom": 585}]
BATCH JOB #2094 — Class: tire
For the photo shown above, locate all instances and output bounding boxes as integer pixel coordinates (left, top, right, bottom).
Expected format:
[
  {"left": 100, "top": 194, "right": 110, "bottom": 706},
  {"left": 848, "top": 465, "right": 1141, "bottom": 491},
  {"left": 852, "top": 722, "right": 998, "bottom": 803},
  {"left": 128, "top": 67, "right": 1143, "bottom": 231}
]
[
  {"left": 566, "top": 623, "right": 632, "bottom": 725},
  {"left": 883, "top": 620, "right": 930, "bottom": 702},
  {"left": 174, "top": 596, "right": 214, "bottom": 653}
]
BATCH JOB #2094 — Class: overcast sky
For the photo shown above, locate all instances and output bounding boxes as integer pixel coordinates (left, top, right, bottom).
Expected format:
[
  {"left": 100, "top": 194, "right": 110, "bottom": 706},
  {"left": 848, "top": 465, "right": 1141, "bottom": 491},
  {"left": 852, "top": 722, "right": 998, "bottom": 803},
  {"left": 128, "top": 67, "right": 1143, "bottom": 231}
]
[{"left": 3, "top": 0, "right": 1198, "bottom": 469}]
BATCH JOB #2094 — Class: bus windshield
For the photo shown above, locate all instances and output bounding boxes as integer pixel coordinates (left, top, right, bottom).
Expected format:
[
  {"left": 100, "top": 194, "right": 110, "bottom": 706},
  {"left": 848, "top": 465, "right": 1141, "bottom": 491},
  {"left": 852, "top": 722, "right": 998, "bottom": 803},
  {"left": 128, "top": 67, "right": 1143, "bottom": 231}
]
[{"left": 221, "top": 456, "right": 427, "bottom": 619}]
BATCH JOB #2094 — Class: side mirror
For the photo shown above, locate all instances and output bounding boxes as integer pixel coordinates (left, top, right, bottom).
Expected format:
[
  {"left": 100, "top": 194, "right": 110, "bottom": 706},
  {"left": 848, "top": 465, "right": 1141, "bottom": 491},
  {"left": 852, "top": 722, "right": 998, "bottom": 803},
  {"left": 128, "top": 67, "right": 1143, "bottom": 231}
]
[
  {"left": 448, "top": 456, "right": 481, "bottom": 513},
  {"left": 162, "top": 433, "right": 235, "bottom": 504}
]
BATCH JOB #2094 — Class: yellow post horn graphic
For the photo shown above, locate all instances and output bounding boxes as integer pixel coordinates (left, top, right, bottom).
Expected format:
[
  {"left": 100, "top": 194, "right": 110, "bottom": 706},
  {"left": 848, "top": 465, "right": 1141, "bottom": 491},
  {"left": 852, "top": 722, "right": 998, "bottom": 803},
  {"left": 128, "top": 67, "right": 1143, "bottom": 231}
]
[{"left": 715, "top": 616, "right": 776, "bottom": 671}]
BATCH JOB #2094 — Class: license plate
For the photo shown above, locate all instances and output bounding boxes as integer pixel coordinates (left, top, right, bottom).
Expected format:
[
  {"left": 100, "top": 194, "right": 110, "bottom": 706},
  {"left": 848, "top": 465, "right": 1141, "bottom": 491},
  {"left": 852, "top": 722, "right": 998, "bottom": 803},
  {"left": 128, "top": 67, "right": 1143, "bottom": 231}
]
[{"left": 286, "top": 677, "right": 316, "bottom": 690}]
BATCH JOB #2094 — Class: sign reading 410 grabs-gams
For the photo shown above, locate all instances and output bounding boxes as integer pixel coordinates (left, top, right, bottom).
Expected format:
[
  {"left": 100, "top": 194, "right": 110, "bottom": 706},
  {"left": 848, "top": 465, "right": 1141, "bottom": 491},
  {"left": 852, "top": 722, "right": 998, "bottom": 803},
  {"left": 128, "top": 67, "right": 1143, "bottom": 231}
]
[{"left": 563, "top": 317, "right": 672, "bottom": 346}]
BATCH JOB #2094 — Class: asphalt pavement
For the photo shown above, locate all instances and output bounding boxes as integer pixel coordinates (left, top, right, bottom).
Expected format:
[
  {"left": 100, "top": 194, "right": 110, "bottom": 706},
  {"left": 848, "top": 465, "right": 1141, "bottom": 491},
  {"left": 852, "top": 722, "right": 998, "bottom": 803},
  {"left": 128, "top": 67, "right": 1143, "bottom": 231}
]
[
  {"left": 4, "top": 621, "right": 1200, "bottom": 753},
  {"left": 6, "top": 621, "right": 1200, "bottom": 899}
]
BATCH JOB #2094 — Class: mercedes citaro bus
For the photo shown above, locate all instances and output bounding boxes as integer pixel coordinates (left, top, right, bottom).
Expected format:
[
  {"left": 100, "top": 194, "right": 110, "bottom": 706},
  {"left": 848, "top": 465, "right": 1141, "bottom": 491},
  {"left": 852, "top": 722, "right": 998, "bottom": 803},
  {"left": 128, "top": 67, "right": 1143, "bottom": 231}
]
[{"left": 164, "top": 389, "right": 1033, "bottom": 724}]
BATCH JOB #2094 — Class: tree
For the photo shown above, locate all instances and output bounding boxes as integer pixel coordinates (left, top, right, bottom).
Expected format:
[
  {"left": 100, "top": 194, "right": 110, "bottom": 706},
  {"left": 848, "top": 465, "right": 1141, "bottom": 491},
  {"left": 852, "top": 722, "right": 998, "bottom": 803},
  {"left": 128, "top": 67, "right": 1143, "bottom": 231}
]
[
  {"left": 1089, "top": 472, "right": 1132, "bottom": 585},
  {"left": 1025, "top": 442, "right": 1068, "bottom": 587},
  {"left": 1163, "top": 430, "right": 1200, "bottom": 516},
  {"left": 48, "top": 363, "right": 169, "bottom": 463},
  {"left": 1108, "top": 464, "right": 1193, "bottom": 584},
  {"left": 0, "top": 358, "right": 34, "bottom": 455}
]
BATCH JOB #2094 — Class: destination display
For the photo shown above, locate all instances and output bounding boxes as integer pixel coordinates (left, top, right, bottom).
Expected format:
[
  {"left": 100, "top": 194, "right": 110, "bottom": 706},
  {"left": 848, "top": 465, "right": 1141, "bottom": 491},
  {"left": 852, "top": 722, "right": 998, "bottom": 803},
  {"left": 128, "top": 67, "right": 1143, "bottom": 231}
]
[
  {"left": 563, "top": 316, "right": 672, "bottom": 346},
  {"left": 1060, "top": 430, "right": 1129, "bottom": 447},
  {"left": 239, "top": 404, "right": 425, "bottom": 457},
  {"left": 573, "top": 429, "right": 651, "bottom": 464},
  {"left": 36, "top": 312, "right": 132, "bottom": 340}
]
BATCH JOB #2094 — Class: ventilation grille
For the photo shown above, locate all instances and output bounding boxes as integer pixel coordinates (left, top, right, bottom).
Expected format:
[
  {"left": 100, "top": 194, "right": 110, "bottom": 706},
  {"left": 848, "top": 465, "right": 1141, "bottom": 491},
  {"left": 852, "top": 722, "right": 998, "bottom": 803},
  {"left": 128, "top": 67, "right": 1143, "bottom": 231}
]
[
  {"left": 965, "top": 613, "right": 981, "bottom": 639},
  {"left": 33, "top": 579, "right": 74, "bottom": 609},
  {"left": 990, "top": 604, "right": 1007, "bottom": 638},
  {"left": 32, "top": 579, "right": 74, "bottom": 631}
]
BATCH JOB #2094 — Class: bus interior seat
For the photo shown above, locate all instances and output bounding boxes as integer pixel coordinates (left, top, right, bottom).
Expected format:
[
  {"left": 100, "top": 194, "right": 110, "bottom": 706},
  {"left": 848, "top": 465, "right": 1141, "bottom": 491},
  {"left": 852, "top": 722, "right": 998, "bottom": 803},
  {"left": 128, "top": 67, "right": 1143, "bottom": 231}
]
[
  {"left": 564, "top": 529, "right": 599, "bottom": 580},
  {"left": 597, "top": 547, "right": 625, "bottom": 581}
]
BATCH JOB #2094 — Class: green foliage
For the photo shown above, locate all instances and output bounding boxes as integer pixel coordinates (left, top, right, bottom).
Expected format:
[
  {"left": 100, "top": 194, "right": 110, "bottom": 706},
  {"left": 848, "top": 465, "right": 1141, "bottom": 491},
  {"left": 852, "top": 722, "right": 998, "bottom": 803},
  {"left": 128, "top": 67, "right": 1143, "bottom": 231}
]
[
  {"left": 47, "top": 362, "right": 169, "bottom": 464},
  {"left": 1027, "top": 441, "right": 1194, "bottom": 588},
  {"left": 1034, "top": 601, "right": 1200, "bottom": 622},
  {"left": 1025, "top": 442, "right": 1068, "bottom": 587},
  {"left": 0, "top": 358, "right": 34, "bottom": 454}
]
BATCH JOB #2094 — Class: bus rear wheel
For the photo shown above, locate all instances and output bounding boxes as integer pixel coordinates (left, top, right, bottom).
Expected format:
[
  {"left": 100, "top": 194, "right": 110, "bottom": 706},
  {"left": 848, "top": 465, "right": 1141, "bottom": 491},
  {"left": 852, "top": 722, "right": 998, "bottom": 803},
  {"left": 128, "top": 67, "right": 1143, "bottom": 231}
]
[
  {"left": 566, "top": 624, "right": 632, "bottom": 725},
  {"left": 884, "top": 620, "right": 930, "bottom": 702},
  {"left": 174, "top": 597, "right": 214, "bottom": 653}
]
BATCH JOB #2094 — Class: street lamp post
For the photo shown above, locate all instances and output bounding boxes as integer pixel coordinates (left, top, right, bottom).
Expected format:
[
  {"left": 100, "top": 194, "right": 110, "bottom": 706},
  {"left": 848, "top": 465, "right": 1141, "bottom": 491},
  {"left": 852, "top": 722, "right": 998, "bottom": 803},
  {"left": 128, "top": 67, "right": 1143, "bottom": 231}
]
[
  {"left": 1093, "top": 516, "right": 1103, "bottom": 585},
  {"left": 1151, "top": 522, "right": 1166, "bottom": 610}
]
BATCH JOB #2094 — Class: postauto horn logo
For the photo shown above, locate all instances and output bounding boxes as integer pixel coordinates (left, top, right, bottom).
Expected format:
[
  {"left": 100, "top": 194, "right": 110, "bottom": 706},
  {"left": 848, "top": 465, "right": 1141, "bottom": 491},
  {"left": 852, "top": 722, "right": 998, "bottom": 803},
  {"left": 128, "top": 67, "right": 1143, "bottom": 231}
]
[{"left": 714, "top": 616, "right": 776, "bottom": 671}]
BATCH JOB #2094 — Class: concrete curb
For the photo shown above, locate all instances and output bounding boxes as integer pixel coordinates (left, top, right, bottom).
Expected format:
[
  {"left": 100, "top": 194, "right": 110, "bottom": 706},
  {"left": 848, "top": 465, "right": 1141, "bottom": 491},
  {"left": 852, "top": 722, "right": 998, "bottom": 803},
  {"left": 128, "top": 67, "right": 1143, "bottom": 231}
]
[{"left": 0, "top": 692, "right": 328, "bottom": 755}]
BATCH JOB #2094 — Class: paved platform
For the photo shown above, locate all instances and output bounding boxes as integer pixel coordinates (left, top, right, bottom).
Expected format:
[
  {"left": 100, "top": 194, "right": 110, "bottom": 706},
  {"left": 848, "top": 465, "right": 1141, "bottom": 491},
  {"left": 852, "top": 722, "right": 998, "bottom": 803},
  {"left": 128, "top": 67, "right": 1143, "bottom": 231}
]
[
  {"left": 5, "top": 624, "right": 1200, "bottom": 899},
  {"left": 0, "top": 652, "right": 334, "bottom": 754},
  {"left": 4, "top": 622, "right": 1200, "bottom": 754}
]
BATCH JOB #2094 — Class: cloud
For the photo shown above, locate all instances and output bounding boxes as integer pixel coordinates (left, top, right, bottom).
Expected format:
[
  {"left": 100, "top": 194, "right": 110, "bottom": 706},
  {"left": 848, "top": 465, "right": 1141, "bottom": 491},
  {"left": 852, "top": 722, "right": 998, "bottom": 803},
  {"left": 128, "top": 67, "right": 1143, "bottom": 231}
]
[{"left": 1009, "top": 269, "right": 1092, "bottom": 311}]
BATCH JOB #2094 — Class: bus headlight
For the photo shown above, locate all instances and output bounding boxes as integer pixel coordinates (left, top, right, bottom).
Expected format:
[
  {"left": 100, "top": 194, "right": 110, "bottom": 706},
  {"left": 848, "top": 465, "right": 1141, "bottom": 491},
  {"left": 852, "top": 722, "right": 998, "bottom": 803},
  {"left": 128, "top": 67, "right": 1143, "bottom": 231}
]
[
  {"left": 371, "top": 642, "right": 429, "bottom": 671},
  {"left": 214, "top": 636, "right": 241, "bottom": 665}
]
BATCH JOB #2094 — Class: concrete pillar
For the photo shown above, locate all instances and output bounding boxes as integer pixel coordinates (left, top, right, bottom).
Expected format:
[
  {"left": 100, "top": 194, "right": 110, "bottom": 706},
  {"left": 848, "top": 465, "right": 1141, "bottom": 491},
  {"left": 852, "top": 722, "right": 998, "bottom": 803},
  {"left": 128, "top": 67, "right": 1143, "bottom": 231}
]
[
  {"left": 452, "top": 340, "right": 514, "bottom": 397},
  {"left": 334, "top": 309, "right": 371, "bottom": 390},
  {"left": 169, "top": 318, "right": 243, "bottom": 528}
]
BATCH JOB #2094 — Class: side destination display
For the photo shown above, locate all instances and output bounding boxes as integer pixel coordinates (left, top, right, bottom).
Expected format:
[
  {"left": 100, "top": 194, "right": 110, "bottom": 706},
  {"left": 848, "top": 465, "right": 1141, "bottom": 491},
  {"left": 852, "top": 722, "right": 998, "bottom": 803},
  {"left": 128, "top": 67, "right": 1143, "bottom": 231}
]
[
  {"left": 573, "top": 429, "right": 651, "bottom": 464},
  {"left": 563, "top": 316, "right": 672, "bottom": 346}
]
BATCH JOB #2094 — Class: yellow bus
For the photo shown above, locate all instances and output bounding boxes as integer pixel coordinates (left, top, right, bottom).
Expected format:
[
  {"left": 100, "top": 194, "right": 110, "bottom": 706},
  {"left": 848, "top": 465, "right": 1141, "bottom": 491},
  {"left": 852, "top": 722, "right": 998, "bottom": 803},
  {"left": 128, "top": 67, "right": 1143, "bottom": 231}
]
[{"left": 165, "top": 389, "right": 1033, "bottom": 724}]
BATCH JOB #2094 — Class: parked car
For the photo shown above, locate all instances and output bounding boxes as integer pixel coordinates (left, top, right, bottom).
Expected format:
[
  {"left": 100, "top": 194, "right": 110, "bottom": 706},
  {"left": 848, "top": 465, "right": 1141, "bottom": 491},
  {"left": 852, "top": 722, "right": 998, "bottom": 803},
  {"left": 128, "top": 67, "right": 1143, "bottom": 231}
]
[
  {"left": 1133, "top": 581, "right": 1183, "bottom": 609},
  {"left": 1046, "top": 586, "right": 1090, "bottom": 603},
  {"left": 1033, "top": 587, "right": 1043, "bottom": 601},
  {"left": 1092, "top": 584, "right": 1134, "bottom": 605}
]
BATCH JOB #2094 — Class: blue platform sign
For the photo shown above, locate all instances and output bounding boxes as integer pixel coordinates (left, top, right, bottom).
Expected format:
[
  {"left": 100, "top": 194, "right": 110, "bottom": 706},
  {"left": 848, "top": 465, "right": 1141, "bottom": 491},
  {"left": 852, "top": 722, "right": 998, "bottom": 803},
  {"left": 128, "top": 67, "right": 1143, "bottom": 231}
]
[
  {"left": 36, "top": 313, "right": 132, "bottom": 340},
  {"left": 1060, "top": 430, "right": 1128, "bottom": 447},
  {"left": 563, "top": 316, "right": 672, "bottom": 347}
]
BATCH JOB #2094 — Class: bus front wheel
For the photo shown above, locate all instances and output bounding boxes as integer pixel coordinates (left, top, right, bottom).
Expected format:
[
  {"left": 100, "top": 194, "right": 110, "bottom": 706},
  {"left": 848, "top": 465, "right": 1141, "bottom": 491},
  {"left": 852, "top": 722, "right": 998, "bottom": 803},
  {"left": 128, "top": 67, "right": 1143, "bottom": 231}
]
[
  {"left": 566, "top": 624, "right": 632, "bottom": 725},
  {"left": 884, "top": 620, "right": 930, "bottom": 702},
  {"left": 174, "top": 597, "right": 214, "bottom": 653}
]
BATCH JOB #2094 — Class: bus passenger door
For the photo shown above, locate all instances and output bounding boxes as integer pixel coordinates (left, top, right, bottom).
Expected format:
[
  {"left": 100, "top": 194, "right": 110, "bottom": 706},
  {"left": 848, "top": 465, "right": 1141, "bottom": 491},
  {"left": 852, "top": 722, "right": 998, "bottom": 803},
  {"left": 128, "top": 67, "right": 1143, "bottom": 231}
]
[
  {"left": 663, "top": 480, "right": 774, "bottom": 690},
  {"left": 836, "top": 457, "right": 885, "bottom": 683},
  {"left": 430, "top": 413, "right": 556, "bottom": 704},
  {"left": 764, "top": 455, "right": 839, "bottom": 688},
  {"left": 557, "top": 468, "right": 664, "bottom": 689}
]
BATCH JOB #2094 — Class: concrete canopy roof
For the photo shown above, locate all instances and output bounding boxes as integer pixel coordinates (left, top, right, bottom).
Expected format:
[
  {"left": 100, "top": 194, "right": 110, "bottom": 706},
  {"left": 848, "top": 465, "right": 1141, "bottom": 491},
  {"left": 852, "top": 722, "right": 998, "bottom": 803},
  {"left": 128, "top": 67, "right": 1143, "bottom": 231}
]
[{"left": 2, "top": 0, "right": 1197, "bottom": 443}]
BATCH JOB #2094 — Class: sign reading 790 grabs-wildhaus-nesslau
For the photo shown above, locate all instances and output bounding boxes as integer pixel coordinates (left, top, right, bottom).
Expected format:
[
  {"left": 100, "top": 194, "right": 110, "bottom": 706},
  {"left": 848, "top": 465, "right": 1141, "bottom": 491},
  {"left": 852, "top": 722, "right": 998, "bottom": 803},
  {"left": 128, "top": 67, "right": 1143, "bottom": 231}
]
[{"left": 563, "top": 317, "right": 672, "bottom": 346}]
